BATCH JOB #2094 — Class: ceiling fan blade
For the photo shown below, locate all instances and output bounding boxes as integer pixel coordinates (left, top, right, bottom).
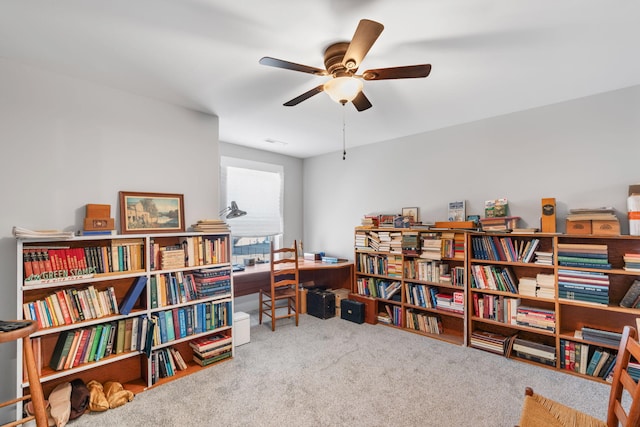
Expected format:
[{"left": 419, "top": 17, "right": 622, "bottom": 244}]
[
  {"left": 283, "top": 85, "right": 325, "bottom": 106},
  {"left": 342, "top": 19, "right": 384, "bottom": 71},
  {"left": 352, "top": 91, "right": 372, "bottom": 112},
  {"left": 259, "top": 57, "right": 328, "bottom": 76},
  {"left": 362, "top": 64, "right": 432, "bottom": 80}
]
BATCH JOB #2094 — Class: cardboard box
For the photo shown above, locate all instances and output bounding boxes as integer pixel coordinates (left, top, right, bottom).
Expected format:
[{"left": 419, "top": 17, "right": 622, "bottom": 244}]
[
  {"left": 86, "top": 204, "right": 111, "bottom": 218},
  {"left": 629, "top": 185, "right": 640, "bottom": 196},
  {"left": 566, "top": 219, "right": 592, "bottom": 235},
  {"left": 331, "top": 288, "right": 351, "bottom": 316},
  {"left": 592, "top": 219, "right": 621, "bottom": 236},
  {"left": 83, "top": 217, "right": 115, "bottom": 231}
]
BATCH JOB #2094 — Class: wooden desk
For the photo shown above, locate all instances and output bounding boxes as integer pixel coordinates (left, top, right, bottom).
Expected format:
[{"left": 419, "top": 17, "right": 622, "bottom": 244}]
[{"left": 233, "top": 259, "right": 354, "bottom": 297}]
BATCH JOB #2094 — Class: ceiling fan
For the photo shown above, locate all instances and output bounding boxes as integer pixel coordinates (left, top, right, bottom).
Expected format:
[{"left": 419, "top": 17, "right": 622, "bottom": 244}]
[{"left": 259, "top": 19, "right": 432, "bottom": 112}]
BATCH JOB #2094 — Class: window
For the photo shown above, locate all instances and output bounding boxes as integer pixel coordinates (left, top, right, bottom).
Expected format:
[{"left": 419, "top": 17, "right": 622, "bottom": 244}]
[{"left": 220, "top": 157, "right": 284, "bottom": 264}]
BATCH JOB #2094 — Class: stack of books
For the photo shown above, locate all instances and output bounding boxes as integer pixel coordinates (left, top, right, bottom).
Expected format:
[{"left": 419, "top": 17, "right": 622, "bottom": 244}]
[
  {"left": 420, "top": 235, "right": 442, "bottom": 260},
  {"left": 479, "top": 216, "right": 520, "bottom": 231},
  {"left": 191, "top": 219, "right": 230, "bottom": 233},
  {"left": 536, "top": 273, "right": 556, "bottom": 299},
  {"left": 160, "top": 247, "right": 186, "bottom": 270},
  {"left": 557, "top": 243, "right": 611, "bottom": 270},
  {"left": 470, "top": 330, "right": 512, "bottom": 356},
  {"left": 515, "top": 306, "right": 556, "bottom": 332},
  {"left": 512, "top": 338, "right": 556, "bottom": 366},
  {"left": 557, "top": 269, "right": 609, "bottom": 305},
  {"left": 189, "top": 333, "right": 233, "bottom": 367},
  {"left": 434, "top": 291, "right": 464, "bottom": 314},
  {"left": 580, "top": 326, "right": 623, "bottom": 347},
  {"left": 623, "top": 253, "right": 640, "bottom": 272}
]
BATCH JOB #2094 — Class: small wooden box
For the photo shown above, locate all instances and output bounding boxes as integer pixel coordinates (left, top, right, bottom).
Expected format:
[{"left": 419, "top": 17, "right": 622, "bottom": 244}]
[
  {"left": 592, "top": 219, "right": 621, "bottom": 236},
  {"left": 566, "top": 220, "right": 592, "bottom": 235},
  {"left": 86, "top": 204, "right": 111, "bottom": 218},
  {"left": 84, "top": 217, "right": 115, "bottom": 231}
]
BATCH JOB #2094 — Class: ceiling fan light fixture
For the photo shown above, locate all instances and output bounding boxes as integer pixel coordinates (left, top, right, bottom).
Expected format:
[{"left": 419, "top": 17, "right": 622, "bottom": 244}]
[{"left": 324, "top": 77, "right": 363, "bottom": 104}]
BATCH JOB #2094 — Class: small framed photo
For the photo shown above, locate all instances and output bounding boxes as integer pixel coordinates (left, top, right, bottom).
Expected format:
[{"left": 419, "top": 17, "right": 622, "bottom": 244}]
[
  {"left": 119, "top": 191, "right": 185, "bottom": 234},
  {"left": 402, "top": 207, "right": 419, "bottom": 224}
]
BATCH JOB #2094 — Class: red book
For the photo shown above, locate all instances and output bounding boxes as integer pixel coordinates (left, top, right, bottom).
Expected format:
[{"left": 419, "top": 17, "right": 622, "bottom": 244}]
[
  {"left": 23, "top": 250, "right": 34, "bottom": 279},
  {"left": 71, "top": 329, "right": 90, "bottom": 368},
  {"left": 55, "top": 290, "right": 74, "bottom": 324}
]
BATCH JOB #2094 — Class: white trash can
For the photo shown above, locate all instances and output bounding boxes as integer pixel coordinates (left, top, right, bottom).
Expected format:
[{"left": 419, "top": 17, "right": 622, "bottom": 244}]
[{"left": 233, "top": 312, "right": 250, "bottom": 346}]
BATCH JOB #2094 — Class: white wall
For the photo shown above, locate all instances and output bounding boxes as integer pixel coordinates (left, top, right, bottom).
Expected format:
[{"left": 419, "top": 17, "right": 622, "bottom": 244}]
[
  {"left": 303, "top": 85, "right": 640, "bottom": 259},
  {"left": 0, "top": 59, "right": 219, "bottom": 421},
  {"left": 219, "top": 142, "right": 303, "bottom": 249}
]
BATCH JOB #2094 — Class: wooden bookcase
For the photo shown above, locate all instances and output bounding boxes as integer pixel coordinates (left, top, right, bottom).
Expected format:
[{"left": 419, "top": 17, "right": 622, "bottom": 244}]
[
  {"left": 353, "top": 227, "right": 467, "bottom": 345},
  {"left": 355, "top": 227, "right": 640, "bottom": 383},
  {"left": 15, "top": 231, "right": 234, "bottom": 411},
  {"left": 468, "top": 231, "right": 640, "bottom": 383}
]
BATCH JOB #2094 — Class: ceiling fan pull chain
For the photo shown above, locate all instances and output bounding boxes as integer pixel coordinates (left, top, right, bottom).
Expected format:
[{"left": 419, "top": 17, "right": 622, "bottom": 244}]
[{"left": 342, "top": 104, "right": 347, "bottom": 160}]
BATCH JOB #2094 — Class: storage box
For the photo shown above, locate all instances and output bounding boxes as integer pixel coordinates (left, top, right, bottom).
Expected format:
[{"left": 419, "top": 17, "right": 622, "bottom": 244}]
[
  {"left": 86, "top": 203, "right": 111, "bottom": 218},
  {"left": 306, "top": 289, "right": 335, "bottom": 319},
  {"left": 566, "top": 219, "right": 592, "bottom": 235},
  {"left": 331, "top": 288, "right": 351, "bottom": 316},
  {"left": 304, "top": 252, "right": 322, "bottom": 261},
  {"left": 233, "top": 311, "right": 250, "bottom": 346},
  {"left": 83, "top": 217, "right": 115, "bottom": 231},
  {"left": 592, "top": 219, "right": 621, "bottom": 236},
  {"left": 340, "top": 299, "right": 365, "bottom": 324}
]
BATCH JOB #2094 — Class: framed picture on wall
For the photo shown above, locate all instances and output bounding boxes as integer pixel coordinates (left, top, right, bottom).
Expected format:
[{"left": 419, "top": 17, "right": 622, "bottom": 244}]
[
  {"left": 402, "top": 207, "right": 419, "bottom": 224},
  {"left": 119, "top": 191, "right": 185, "bottom": 234}
]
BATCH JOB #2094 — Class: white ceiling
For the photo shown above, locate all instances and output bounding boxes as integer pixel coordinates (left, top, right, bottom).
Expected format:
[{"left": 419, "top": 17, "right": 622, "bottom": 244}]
[{"left": 1, "top": 1, "right": 639, "bottom": 158}]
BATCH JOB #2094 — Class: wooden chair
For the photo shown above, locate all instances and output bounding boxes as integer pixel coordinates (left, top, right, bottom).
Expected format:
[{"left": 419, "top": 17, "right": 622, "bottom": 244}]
[
  {"left": 259, "top": 241, "right": 300, "bottom": 331},
  {"left": 0, "top": 320, "right": 48, "bottom": 427},
  {"left": 518, "top": 325, "right": 640, "bottom": 427}
]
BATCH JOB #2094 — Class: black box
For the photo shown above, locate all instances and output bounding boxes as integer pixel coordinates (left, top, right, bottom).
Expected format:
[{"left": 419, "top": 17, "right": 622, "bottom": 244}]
[
  {"left": 306, "top": 289, "right": 335, "bottom": 319},
  {"left": 340, "top": 299, "right": 365, "bottom": 324}
]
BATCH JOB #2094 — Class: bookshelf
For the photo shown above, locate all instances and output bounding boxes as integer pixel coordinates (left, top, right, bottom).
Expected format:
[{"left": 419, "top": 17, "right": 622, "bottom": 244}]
[
  {"left": 468, "top": 232, "right": 640, "bottom": 383},
  {"left": 354, "top": 227, "right": 467, "bottom": 345},
  {"left": 15, "top": 231, "right": 234, "bottom": 413}
]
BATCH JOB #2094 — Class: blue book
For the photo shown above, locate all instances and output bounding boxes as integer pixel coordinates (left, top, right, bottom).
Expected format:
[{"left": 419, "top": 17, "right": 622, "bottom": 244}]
[
  {"left": 157, "top": 311, "right": 168, "bottom": 344},
  {"left": 165, "top": 311, "right": 175, "bottom": 342},
  {"left": 119, "top": 276, "right": 148, "bottom": 315},
  {"left": 178, "top": 308, "right": 187, "bottom": 338}
]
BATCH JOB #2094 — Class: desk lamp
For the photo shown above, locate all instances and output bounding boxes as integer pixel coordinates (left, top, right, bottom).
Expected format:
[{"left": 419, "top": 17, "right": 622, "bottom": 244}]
[{"left": 219, "top": 201, "right": 247, "bottom": 219}]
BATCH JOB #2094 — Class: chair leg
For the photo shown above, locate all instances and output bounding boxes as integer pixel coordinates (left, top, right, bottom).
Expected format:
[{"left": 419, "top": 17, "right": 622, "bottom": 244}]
[
  {"left": 258, "top": 291, "right": 263, "bottom": 325},
  {"left": 23, "top": 336, "right": 47, "bottom": 427},
  {"left": 271, "top": 297, "right": 276, "bottom": 331}
]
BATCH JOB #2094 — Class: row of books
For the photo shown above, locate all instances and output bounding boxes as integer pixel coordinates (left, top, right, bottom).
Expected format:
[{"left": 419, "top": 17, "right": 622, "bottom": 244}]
[
  {"left": 470, "top": 330, "right": 513, "bottom": 356},
  {"left": 404, "top": 259, "right": 454, "bottom": 285},
  {"left": 150, "top": 346, "right": 188, "bottom": 384},
  {"left": 190, "top": 332, "right": 233, "bottom": 367},
  {"left": 149, "top": 268, "right": 231, "bottom": 308},
  {"left": 557, "top": 243, "right": 611, "bottom": 270},
  {"left": 470, "top": 236, "right": 540, "bottom": 263},
  {"left": 355, "top": 277, "right": 402, "bottom": 299},
  {"left": 515, "top": 306, "right": 556, "bottom": 332},
  {"left": 472, "top": 293, "right": 520, "bottom": 325},
  {"left": 23, "top": 285, "right": 119, "bottom": 329},
  {"left": 557, "top": 269, "right": 609, "bottom": 305},
  {"left": 405, "top": 283, "right": 439, "bottom": 309},
  {"left": 469, "top": 264, "right": 518, "bottom": 293},
  {"left": 405, "top": 309, "right": 443, "bottom": 335},
  {"left": 377, "top": 304, "right": 402, "bottom": 326},
  {"left": 23, "top": 240, "right": 144, "bottom": 283},
  {"left": 356, "top": 253, "right": 402, "bottom": 277},
  {"left": 512, "top": 338, "right": 556, "bottom": 367},
  {"left": 149, "top": 235, "right": 228, "bottom": 271},
  {"left": 560, "top": 339, "right": 617, "bottom": 379},
  {"left": 50, "top": 316, "right": 152, "bottom": 371},
  {"left": 433, "top": 291, "right": 465, "bottom": 314},
  {"left": 518, "top": 273, "right": 555, "bottom": 299},
  {"left": 150, "top": 300, "right": 232, "bottom": 346}
]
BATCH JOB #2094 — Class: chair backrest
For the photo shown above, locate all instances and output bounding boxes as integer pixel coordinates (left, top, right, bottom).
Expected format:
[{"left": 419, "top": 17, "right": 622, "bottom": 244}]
[
  {"left": 270, "top": 240, "right": 299, "bottom": 290},
  {"left": 607, "top": 325, "right": 640, "bottom": 427}
]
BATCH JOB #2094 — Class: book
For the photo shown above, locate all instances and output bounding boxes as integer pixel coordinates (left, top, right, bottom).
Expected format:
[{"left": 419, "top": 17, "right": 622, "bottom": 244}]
[
  {"left": 447, "top": 201, "right": 466, "bottom": 222},
  {"left": 49, "top": 331, "right": 75, "bottom": 371},
  {"left": 620, "top": 280, "right": 640, "bottom": 308},
  {"left": 119, "top": 276, "right": 148, "bottom": 315}
]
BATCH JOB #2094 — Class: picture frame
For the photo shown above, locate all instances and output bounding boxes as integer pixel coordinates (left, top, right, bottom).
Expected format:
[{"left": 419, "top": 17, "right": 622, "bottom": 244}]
[
  {"left": 402, "top": 207, "right": 419, "bottom": 224},
  {"left": 119, "top": 191, "right": 185, "bottom": 234}
]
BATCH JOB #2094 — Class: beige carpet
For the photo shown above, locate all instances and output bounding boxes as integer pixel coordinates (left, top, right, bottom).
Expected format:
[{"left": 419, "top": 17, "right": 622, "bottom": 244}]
[{"left": 67, "top": 311, "right": 610, "bottom": 426}]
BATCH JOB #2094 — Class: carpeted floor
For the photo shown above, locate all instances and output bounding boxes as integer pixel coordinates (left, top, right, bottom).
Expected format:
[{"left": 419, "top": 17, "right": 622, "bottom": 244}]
[{"left": 68, "top": 311, "right": 610, "bottom": 427}]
